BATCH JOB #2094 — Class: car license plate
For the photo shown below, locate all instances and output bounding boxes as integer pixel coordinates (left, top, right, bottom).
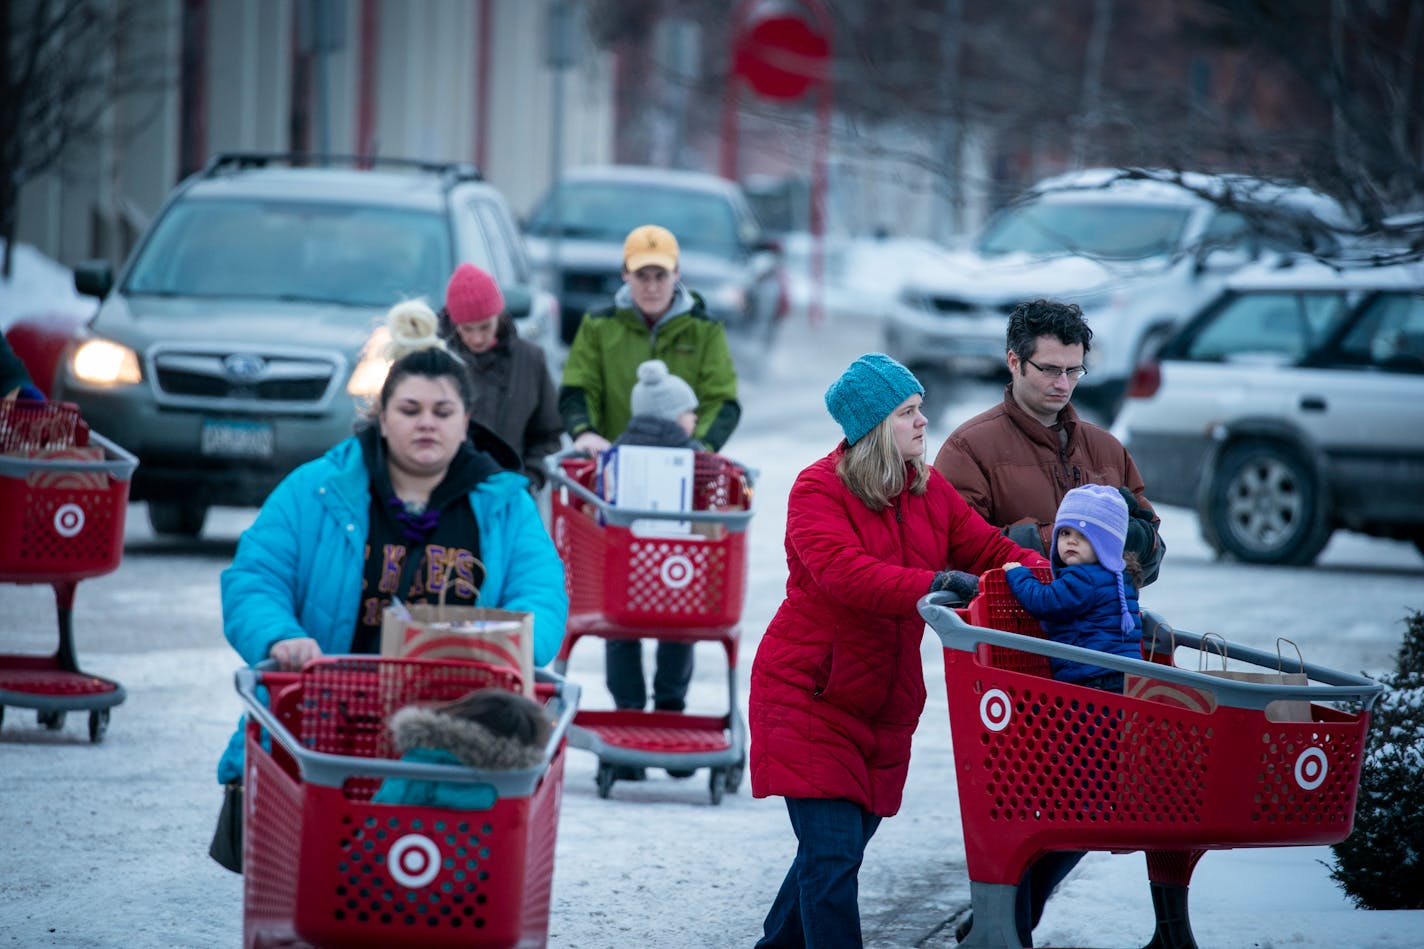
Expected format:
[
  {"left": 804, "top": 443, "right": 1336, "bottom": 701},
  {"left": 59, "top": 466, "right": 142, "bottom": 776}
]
[{"left": 201, "top": 420, "right": 274, "bottom": 458}]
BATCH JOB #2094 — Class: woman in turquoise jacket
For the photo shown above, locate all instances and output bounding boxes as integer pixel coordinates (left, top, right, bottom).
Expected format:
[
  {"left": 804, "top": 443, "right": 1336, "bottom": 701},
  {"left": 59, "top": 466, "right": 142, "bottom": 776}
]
[{"left": 214, "top": 300, "right": 568, "bottom": 789}]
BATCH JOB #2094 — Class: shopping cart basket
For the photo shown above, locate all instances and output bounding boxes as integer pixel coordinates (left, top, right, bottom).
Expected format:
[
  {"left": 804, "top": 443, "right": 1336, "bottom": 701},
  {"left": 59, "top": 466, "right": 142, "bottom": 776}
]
[
  {"left": 545, "top": 448, "right": 755, "bottom": 804},
  {"left": 919, "top": 570, "right": 1382, "bottom": 949},
  {"left": 235, "top": 656, "right": 580, "bottom": 949},
  {"left": 0, "top": 399, "right": 137, "bottom": 742}
]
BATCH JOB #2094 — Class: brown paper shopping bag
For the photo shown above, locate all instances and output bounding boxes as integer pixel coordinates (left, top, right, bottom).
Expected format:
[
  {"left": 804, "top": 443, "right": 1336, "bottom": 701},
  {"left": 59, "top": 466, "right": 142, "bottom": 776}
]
[
  {"left": 378, "top": 559, "right": 534, "bottom": 695},
  {"left": 1125, "top": 622, "right": 1217, "bottom": 713},
  {"left": 1198, "top": 635, "right": 1312, "bottom": 723}
]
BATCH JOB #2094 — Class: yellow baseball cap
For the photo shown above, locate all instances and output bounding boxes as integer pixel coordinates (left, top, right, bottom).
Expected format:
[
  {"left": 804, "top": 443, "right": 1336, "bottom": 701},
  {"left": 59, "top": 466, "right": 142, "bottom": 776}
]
[{"left": 623, "top": 224, "right": 679, "bottom": 272}]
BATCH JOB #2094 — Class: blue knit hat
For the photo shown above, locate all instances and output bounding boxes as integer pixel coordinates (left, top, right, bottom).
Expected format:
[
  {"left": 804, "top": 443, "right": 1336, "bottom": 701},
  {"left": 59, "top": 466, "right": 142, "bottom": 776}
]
[
  {"left": 824, "top": 353, "right": 924, "bottom": 446},
  {"left": 1054, "top": 484, "right": 1135, "bottom": 635}
]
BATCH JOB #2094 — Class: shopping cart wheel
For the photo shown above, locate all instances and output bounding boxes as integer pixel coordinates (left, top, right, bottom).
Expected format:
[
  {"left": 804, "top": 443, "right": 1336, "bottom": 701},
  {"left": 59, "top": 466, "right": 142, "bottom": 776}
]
[
  {"left": 725, "top": 758, "right": 745, "bottom": 794},
  {"left": 88, "top": 709, "right": 110, "bottom": 743},
  {"left": 709, "top": 768, "right": 728, "bottom": 805},
  {"left": 37, "top": 709, "right": 66, "bottom": 731},
  {"left": 596, "top": 763, "right": 616, "bottom": 799}
]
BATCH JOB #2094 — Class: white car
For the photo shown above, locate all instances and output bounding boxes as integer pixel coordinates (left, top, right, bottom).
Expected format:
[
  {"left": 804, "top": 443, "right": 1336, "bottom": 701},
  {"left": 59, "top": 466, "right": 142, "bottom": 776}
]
[
  {"left": 882, "top": 168, "right": 1352, "bottom": 420},
  {"left": 1113, "top": 257, "right": 1424, "bottom": 565}
]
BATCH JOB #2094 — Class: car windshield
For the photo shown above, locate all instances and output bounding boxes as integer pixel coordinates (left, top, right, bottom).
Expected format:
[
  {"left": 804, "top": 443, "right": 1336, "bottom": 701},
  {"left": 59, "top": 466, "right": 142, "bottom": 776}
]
[
  {"left": 525, "top": 182, "right": 746, "bottom": 258},
  {"left": 124, "top": 197, "right": 452, "bottom": 308},
  {"left": 977, "top": 200, "right": 1191, "bottom": 260},
  {"left": 1183, "top": 291, "right": 1353, "bottom": 362}
]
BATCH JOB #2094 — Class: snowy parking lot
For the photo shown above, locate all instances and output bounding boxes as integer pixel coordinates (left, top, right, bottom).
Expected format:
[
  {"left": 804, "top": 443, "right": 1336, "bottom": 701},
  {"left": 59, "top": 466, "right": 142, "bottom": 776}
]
[{"left": 3, "top": 300, "right": 1422, "bottom": 948}]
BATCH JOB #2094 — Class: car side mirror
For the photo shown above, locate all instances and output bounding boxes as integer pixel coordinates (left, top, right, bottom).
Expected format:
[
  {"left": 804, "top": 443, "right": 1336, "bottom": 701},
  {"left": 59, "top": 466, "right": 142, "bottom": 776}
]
[
  {"left": 503, "top": 284, "right": 533, "bottom": 319},
  {"left": 753, "top": 236, "right": 782, "bottom": 256},
  {"left": 1193, "top": 245, "right": 1251, "bottom": 275},
  {"left": 74, "top": 260, "right": 114, "bottom": 299}
]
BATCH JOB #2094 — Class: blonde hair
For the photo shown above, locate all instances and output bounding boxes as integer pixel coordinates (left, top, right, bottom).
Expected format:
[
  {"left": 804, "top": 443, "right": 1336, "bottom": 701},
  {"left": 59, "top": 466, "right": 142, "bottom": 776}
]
[
  {"left": 836, "top": 414, "right": 928, "bottom": 510},
  {"left": 360, "top": 299, "right": 474, "bottom": 424},
  {"left": 384, "top": 298, "right": 449, "bottom": 363}
]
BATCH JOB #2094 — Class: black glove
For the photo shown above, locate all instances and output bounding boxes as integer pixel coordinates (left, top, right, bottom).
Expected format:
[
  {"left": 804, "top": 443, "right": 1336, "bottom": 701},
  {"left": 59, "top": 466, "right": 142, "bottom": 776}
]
[
  {"left": 931, "top": 570, "right": 979, "bottom": 602},
  {"left": 1118, "top": 486, "right": 1163, "bottom": 584}
]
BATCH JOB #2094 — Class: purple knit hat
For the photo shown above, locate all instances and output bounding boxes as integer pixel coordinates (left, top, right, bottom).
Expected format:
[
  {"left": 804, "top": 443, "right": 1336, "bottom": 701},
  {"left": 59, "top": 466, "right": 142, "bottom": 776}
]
[{"left": 1054, "top": 484, "right": 1135, "bottom": 635}]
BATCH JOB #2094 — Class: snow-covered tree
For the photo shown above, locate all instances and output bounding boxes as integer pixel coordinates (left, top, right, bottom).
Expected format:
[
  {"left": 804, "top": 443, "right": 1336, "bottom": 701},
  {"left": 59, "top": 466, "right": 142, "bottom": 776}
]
[{"left": 1328, "top": 609, "right": 1424, "bottom": 910}]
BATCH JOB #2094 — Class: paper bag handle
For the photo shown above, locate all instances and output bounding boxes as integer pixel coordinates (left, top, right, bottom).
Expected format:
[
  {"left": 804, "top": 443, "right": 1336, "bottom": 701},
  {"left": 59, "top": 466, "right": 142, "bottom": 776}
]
[
  {"left": 1198, "top": 632, "right": 1228, "bottom": 671},
  {"left": 1276, "top": 636, "right": 1304, "bottom": 674},
  {"left": 433, "top": 554, "right": 485, "bottom": 620}
]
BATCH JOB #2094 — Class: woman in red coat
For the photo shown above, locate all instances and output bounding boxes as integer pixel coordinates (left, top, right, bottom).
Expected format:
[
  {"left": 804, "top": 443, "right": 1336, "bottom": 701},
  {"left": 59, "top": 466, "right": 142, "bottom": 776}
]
[{"left": 749, "top": 353, "right": 1048, "bottom": 948}]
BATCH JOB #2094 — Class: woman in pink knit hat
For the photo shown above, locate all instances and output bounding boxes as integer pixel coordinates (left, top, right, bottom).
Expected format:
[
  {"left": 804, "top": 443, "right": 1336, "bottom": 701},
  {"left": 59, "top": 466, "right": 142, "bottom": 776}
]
[{"left": 439, "top": 262, "right": 563, "bottom": 490}]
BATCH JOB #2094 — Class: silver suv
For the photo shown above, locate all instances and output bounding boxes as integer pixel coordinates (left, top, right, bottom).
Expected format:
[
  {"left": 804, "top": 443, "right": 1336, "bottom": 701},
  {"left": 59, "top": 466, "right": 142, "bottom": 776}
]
[
  {"left": 1113, "top": 257, "right": 1424, "bottom": 565},
  {"left": 56, "top": 153, "right": 553, "bottom": 536},
  {"left": 883, "top": 169, "right": 1351, "bottom": 420}
]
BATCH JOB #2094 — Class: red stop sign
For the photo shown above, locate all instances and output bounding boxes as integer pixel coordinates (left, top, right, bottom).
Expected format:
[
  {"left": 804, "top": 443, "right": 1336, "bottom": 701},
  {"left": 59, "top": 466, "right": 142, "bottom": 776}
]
[{"left": 733, "top": 15, "right": 830, "bottom": 101}]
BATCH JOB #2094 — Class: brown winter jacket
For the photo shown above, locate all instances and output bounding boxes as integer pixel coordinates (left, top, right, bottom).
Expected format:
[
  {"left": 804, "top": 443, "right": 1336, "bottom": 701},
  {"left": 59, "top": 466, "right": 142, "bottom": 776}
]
[
  {"left": 748, "top": 446, "right": 1046, "bottom": 817},
  {"left": 932, "top": 387, "right": 1162, "bottom": 581}
]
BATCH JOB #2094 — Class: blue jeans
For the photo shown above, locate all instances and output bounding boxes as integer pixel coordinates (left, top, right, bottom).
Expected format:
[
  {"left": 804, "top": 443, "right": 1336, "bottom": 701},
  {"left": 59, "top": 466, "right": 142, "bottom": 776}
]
[
  {"left": 605, "top": 639, "right": 694, "bottom": 710},
  {"left": 757, "top": 797, "right": 883, "bottom": 949}
]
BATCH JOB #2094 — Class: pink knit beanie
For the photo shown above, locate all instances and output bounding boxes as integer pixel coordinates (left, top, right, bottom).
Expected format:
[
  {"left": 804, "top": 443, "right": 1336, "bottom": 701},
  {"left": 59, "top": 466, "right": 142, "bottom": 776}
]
[{"left": 445, "top": 263, "right": 505, "bottom": 324}]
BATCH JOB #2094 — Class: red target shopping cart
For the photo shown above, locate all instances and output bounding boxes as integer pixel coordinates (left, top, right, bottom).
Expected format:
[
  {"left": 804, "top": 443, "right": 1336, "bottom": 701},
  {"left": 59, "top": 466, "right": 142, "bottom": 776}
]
[
  {"left": 919, "top": 569, "right": 1382, "bottom": 949},
  {"left": 0, "top": 400, "right": 137, "bottom": 742},
  {"left": 545, "top": 448, "right": 755, "bottom": 804},
  {"left": 235, "top": 656, "right": 579, "bottom": 949}
]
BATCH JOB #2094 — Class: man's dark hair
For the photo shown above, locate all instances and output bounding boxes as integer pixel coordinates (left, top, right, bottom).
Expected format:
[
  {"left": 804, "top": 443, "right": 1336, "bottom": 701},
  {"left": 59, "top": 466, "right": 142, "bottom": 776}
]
[{"left": 1005, "top": 299, "right": 1093, "bottom": 364}]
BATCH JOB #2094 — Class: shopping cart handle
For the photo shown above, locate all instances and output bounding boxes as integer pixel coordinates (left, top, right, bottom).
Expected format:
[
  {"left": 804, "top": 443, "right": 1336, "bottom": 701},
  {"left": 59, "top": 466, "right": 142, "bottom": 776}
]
[
  {"left": 918, "top": 593, "right": 1382, "bottom": 713},
  {"left": 233, "top": 664, "right": 582, "bottom": 792},
  {"left": 543, "top": 447, "right": 757, "bottom": 529}
]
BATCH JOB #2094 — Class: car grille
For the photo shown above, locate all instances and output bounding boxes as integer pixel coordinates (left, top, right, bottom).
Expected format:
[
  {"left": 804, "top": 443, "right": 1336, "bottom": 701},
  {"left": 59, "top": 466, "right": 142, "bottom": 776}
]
[
  {"left": 929, "top": 296, "right": 1019, "bottom": 316},
  {"left": 563, "top": 269, "right": 622, "bottom": 297},
  {"left": 152, "top": 351, "right": 338, "bottom": 406}
]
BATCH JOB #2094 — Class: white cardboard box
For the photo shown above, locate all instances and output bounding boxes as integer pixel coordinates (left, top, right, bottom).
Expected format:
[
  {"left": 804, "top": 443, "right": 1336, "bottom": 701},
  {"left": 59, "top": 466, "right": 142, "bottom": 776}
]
[{"left": 605, "top": 445, "right": 694, "bottom": 535}]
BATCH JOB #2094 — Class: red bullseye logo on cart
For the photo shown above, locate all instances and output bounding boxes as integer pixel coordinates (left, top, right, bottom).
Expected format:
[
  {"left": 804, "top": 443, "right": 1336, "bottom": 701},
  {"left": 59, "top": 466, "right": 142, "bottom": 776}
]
[
  {"left": 53, "top": 503, "right": 85, "bottom": 538},
  {"left": 659, "top": 554, "right": 695, "bottom": 589},
  {"left": 979, "top": 688, "right": 1012, "bottom": 732},
  {"left": 389, "top": 834, "right": 441, "bottom": 888},
  {"left": 1295, "top": 747, "right": 1328, "bottom": 791}
]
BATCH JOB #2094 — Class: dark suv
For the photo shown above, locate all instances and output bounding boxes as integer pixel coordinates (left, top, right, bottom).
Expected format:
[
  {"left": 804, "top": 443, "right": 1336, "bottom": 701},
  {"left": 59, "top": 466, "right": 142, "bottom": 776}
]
[{"left": 54, "top": 153, "right": 554, "bottom": 536}]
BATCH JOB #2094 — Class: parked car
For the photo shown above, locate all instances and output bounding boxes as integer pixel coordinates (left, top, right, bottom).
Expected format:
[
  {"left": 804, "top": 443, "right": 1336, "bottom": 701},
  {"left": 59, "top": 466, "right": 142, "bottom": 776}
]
[
  {"left": 30, "top": 152, "right": 555, "bottom": 537},
  {"left": 1113, "top": 257, "right": 1424, "bottom": 565},
  {"left": 882, "top": 168, "right": 1353, "bottom": 421},
  {"left": 521, "top": 165, "right": 786, "bottom": 348}
]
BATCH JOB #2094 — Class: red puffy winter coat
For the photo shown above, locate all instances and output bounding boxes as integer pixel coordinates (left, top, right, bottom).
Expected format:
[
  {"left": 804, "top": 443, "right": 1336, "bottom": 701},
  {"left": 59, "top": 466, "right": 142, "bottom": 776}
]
[{"left": 749, "top": 446, "right": 1046, "bottom": 817}]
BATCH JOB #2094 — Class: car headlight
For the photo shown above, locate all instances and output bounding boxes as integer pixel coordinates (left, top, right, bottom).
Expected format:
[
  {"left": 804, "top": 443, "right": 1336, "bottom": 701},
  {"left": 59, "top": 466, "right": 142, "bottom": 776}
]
[
  {"left": 346, "top": 326, "right": 392, "bottom": 398},
  {"left": 70, "top": 339, "right": 142, "bottom": 386},
  {"left": 708, "top": 282, "right": 747, "bottom": 315}
]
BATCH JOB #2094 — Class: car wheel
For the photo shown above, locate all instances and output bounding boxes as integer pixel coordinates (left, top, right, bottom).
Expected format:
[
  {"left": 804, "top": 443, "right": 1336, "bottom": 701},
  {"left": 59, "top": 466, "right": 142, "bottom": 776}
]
[
  {"left": 148, "top": 501, "right": 208, "bottom": 538},
  {"left": 1200, "top": 441, "right": 1332, "bottom": 565}
]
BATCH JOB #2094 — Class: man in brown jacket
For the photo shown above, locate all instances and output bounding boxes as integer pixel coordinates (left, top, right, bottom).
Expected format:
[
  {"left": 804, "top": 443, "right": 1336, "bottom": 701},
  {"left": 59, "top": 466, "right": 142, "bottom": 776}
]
[
  {"left": 931, "top": 298, "right": 1165, "bottom": 946},
  {"left": 933, "top": 298, "right": 1164, "bottom": 585}
]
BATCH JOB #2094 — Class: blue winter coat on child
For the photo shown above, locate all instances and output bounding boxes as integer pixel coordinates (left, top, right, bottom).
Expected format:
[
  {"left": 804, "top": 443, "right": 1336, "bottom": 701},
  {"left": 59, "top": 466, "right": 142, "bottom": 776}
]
[{"left": 1004, "top": 562, "right": 1142, "bottom": 685}]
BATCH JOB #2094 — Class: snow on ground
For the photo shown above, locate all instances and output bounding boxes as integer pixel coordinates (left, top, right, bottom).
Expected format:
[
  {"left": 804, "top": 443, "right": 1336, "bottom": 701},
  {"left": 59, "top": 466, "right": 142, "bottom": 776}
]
[{"left": 2, "top": 247, "right": 1423, "bottom": 948}]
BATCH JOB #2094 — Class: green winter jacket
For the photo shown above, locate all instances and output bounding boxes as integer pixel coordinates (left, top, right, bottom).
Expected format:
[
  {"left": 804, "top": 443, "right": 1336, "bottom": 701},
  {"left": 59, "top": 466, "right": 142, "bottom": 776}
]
[{"left": 558, "top": 286, "right": 741, "bottom": 451}]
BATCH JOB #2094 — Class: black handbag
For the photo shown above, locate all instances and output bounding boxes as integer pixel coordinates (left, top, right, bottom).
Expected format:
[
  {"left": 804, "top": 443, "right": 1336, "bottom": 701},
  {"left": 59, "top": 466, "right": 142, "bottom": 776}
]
[{"left": 208, "top": 781, "right": 243, "bottom": 873}]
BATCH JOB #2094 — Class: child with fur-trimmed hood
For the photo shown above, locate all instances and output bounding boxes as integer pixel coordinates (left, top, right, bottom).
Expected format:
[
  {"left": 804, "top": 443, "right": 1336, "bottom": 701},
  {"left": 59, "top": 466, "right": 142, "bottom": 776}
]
[{"left": 372, "top": 687, "right": 551, "bottom": 809}]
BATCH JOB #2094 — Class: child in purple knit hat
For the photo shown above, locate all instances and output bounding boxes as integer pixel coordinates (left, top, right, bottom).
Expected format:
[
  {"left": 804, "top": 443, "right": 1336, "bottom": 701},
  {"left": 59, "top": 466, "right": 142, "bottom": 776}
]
[{"left": 1003, "top": 483, "right": 1144, "bottom": 692}]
